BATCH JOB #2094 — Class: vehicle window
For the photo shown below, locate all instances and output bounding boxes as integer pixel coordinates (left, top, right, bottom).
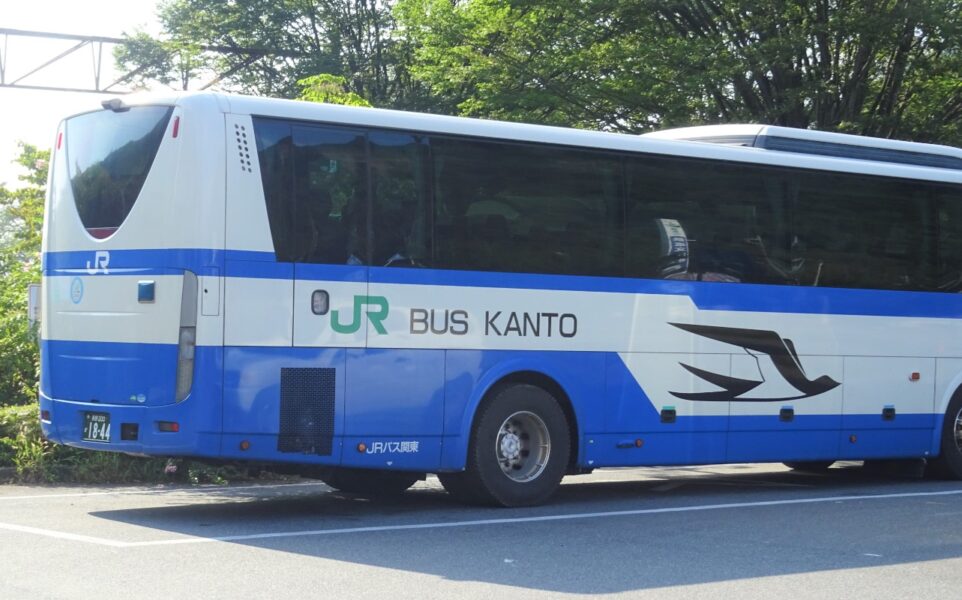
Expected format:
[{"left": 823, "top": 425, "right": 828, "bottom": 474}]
[
  {"left": 292, "top": 126, "right": 368, "bottom": 264},
  {"left": 252, "top": 118, "right": 295, "bottom": 261},
  {"left": 432, "top": 137, "right": 623, "bottom": 276},
  {"left": 626, "top": 156, "right": 795, "bottom": 285},
  {"left": 794, "top": 172, "right": 935, "bottom": 291},
  {"left": 66, "top": 106, "right": 173, "bottom": 238},
  {"left": 370, "top": 132, "right": 431, "bottom": 267}
]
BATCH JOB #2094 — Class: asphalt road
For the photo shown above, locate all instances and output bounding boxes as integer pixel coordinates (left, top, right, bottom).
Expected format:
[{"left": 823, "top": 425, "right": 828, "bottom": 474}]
[{"left": 1, "top": 463, "right": 961, "bottom": 599}]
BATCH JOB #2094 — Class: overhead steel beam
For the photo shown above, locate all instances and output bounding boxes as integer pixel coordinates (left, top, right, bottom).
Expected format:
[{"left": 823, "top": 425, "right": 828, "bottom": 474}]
[{"left": 0, "top": 28, "right": 307, "bottom": 94}]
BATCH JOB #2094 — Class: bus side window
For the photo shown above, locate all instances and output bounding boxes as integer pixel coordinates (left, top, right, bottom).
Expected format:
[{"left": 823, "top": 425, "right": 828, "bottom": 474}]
[
  {"left": 292, "top": 126, "right": 367, "bottom": 264},
  {"left": 370, "top": 132, "right": 431, "bottom": 267},
  {"left": 251, "top": 118, "right": 295, "bottom": 262},
  {"left": 937, "top": 191, "right": 962, "bottom": 291}
]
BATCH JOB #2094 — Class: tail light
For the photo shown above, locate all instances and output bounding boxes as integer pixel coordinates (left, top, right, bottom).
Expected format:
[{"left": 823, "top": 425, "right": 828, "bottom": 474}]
[{"left": 175, "top": 271, "right": 198, "bottom": 402}]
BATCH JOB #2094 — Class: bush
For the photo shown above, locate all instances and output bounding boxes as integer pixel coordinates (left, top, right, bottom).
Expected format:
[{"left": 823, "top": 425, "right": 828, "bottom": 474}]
[{"left": 0, "top": 405, "right": 256, "bottom": 484}]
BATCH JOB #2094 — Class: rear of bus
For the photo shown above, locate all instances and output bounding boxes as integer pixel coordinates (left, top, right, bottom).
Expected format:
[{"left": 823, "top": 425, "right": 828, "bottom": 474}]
[{"left": 39, "top": 94, "right": 227, "bottom": 457}]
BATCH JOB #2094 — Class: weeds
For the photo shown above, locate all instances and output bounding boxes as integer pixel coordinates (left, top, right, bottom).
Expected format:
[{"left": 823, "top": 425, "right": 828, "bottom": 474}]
[{"left": 0, "top": 405, "right": 257, "bottom": 485}]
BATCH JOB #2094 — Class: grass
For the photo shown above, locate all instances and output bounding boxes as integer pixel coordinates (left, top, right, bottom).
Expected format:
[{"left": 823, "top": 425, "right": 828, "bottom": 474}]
[{"left": 0, "top": 404, "right": 258, "bottom": 485}]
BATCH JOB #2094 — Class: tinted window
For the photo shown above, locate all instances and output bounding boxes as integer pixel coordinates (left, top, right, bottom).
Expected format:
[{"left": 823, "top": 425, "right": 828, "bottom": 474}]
[
  {"left": 292, "top": 126, "right": 367, "bottom": 264},
  {"left": 252, "top": 116, "right": 962, "bottom": 293},
  {"left": 370, "top": 132, "right": 430, "bottom": 266},
  {"left": 626, "top": 157, "right": 795, "bottom": 284},
  {"left": 937, "top": 190, "right": 962, "bottom": 291},
  {"left": 793, "top": 173, "right": 936, "bottom": 291},
  {"left": 252, "top": 118, "right": 295, "bottom": 260},
  {"left": 66, "top": 106, "right": 173, "bottom": 238},
  {"left": 433, "top": 137, "right": 622, "bottom": 276}
]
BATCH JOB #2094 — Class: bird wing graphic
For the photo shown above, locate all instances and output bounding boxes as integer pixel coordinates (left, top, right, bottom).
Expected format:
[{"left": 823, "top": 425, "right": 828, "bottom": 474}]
[
  {"left": 669, "top": 323, "right": 839, "bottom": 397},
  {"left": 677, "top": 362, "right": 761, "bottom": 396}
]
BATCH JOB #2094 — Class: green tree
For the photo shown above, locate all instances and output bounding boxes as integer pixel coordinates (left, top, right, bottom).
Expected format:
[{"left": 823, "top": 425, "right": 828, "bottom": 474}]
[
  {"left": 116, "top": 0, "right": 431, "bottom": 109},
  {"left": 297, "top": 74, "right": 372, "bottom": 106},
  {"left": 0, "top": 144, "right": 47, "bottom": 407},
  {"left": 396, "top": 0, "right": 962, "bottom": 144}
]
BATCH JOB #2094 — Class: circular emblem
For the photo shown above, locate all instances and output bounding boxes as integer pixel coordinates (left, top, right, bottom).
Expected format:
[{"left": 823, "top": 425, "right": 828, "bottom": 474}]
[{"left": 70, "top": 277, "right": 84, "bottom": 304}]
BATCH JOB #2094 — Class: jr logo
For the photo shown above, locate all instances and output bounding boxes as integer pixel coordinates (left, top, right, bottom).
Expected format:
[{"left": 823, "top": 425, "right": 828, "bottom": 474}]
[
  {"left": 331, "top": 295, "right": 389, "bottom": 335},
  {"left": 85, "top": 251, "right": 110, "bottom": 275}
]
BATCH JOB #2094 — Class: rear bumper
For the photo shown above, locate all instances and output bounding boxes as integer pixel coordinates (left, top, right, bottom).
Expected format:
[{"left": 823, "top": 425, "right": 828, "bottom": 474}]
[{"left": 39, "top": 391, "right": 221, "bottom": 457}]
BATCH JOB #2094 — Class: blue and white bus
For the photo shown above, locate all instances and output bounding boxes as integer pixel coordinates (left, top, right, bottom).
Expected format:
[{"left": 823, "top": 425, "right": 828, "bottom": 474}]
[{"left": 40, "top": 92, "right": 962, "bottom": 506}]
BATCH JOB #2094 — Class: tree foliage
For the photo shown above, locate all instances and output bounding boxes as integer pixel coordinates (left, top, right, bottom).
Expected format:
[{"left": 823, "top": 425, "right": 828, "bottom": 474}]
[
  {"left": 116, "top": 0, "right": 430, "bottom": 109},
  {"left": 0, "top": 144, "right": 46, "bottom": 407},
  {"left": 297, "top": 74, "right": 372, "bottom": 106},
  {"left": 395, "top": 0, "right": 962, "bottom": 144},
  {"left": 116, "top": 0, "right": 962, "bottom": 144}
]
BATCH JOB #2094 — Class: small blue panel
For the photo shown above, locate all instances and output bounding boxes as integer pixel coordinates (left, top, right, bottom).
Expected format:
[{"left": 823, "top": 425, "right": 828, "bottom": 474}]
[{"left": 137, "top": 280, "right": 155, "bottom": 303}]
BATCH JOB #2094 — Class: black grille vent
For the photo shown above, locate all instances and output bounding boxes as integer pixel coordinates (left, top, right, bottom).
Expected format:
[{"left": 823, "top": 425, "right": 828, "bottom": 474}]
[
  {"left": 278, "top": 367, "right": 335, "bottom": 455},
  {"left": 234, "top": 123, "right": 252, "bottom": 173}
]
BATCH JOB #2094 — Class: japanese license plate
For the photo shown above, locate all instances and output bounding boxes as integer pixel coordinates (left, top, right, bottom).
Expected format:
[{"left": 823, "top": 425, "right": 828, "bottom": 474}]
[{"left": 82, "top": 412, "right": 111, "bottom": 443}]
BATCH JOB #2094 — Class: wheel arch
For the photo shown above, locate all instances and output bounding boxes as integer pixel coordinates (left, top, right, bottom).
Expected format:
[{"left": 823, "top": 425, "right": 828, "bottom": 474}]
[
  {"left": 932, "top": 376, "right": 962, "bottom": 456},
  {"left": 445, "top": 363, "right": 582, "bottom": 473}
]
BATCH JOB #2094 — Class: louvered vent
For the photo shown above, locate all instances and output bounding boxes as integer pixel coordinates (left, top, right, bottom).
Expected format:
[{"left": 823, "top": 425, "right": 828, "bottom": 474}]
[
  {"left": 278, "top": 367, "right": 335, "bottom": 455},
  {"left": 234, "top": 123, "right": 252, "bottom": 173}
]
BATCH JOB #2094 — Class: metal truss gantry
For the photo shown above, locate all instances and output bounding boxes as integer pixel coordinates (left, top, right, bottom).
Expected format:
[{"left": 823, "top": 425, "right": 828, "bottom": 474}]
[{"left": 0, "top": 28, "right": 303, "bottom": 94}]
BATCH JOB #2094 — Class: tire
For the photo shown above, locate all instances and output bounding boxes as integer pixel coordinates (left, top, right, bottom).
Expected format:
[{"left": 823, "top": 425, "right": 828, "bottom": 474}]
[
  {"left": 445, "top": 383, "right": 571, "bottom": 507},
  {"left": 928, "top": 393, "right": 962, "bottom": 479},
  {"left": 321, "top": 468, "right": 420, "bottom": 496},
  {"left": 783, "top": 461, "right": 835, "bottom": 473}
]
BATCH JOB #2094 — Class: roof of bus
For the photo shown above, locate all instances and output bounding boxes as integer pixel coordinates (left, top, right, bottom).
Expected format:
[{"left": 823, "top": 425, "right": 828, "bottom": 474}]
[
  {"left": 644, "top": 124, "right": 962, "bottom": 156},
  {"left": 96, "top": 91, "right": 962, "bottom": 185}
]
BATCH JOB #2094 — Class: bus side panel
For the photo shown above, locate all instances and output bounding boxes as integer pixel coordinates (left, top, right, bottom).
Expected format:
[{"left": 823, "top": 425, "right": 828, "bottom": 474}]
[
  {"left": 438, "top": 350, "right": 605, "bottom": 472},
  {"left": 837, "top": 356, "right": 936, "bottom": 459},
  {"left": 338, "top": 348, "right": 444, "bottom": 471},
  {"left": 727, "top": 355, "right": 843, "bottom": 462},
  {"left": 592, "top": 353, "right": 728, "bottom": 467},
  {"left": 220, "top": 346, "right": 345, "bottom": 465}
]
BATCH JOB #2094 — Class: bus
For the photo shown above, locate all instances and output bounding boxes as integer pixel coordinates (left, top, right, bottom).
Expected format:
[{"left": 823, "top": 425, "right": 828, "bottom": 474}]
[{"left": 40, "top": 92, "right": 962, "bottom": 506}]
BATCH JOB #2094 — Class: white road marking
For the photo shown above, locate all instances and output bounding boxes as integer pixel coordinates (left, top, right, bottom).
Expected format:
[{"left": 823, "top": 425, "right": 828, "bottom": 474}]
[
  {"left": 4, "top": 488, "right": 962, "bottom": 548},
  {"left": 0, "top": 522, "right": 126, "bottom": 547},
  {"left": 0, "top": 481, "right": 328, "bottom": 502}
]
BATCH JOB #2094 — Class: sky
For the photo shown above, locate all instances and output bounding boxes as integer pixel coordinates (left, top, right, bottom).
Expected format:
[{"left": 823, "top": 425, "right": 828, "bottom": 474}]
[{"left": 0, "top": 0, "right": 163, "bottom": 188}]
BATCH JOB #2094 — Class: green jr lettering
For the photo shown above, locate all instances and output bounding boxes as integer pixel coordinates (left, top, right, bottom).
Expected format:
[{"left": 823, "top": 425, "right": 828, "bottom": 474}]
[{"left": 331, "top": 295, "right": 389, "bottom": 335}]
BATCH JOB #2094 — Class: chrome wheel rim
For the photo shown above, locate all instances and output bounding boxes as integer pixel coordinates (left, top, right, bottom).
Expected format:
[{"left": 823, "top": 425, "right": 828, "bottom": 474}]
[
  {"left": 954, "top": 408, "right": 962, "bottom": 453},
  {"left": 496, "top": 411, "right": 551, "bottom": 483}
]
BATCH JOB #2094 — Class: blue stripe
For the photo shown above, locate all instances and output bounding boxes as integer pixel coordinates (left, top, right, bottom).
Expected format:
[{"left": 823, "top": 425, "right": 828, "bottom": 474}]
[
  {"left": 43, "top": 248, "right": 962, "bottom": 318},
  {"left": 225, "top": 259, "right": 291, "bottom": 279}
]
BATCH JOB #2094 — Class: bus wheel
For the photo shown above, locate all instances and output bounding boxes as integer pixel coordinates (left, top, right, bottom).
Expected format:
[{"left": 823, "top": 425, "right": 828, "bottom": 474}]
[
  {"left": 928, "top": 394, "right": 962, "bottom": 479},
  {"left": 443, "top": 383, "right": 570, "bottom": 507},
  {"left": 783, "top": 461, "right": 834, "bottom": 473},
  {"left": 321, "top": 468, "right": 420, "bottom": 496}
]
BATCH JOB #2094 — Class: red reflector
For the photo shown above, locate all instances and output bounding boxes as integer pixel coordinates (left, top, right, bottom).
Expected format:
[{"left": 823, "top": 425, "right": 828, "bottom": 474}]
[
  {"left": 57, "top": 132, "right": 63, "bottom": 150},
  {"left": 158, "top": 421, "right": 180, "bottom": 433},
  {"left": 86, "top": 226, "right": 118, "bottom": 239},
  {"left": 910, "top": 372, "right": 920, "bottom": 381},
  {"left": 172, "top": 116, "right": 180, "bottom": 138},
  {"left": 41, "top": 410, "right": 51, "bottom": 421}
]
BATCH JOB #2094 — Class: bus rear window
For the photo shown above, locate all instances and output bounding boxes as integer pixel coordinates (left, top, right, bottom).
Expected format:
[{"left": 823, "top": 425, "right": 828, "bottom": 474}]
[{"left": 65, "top": 106, "right": 173, "bottom": 238}]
